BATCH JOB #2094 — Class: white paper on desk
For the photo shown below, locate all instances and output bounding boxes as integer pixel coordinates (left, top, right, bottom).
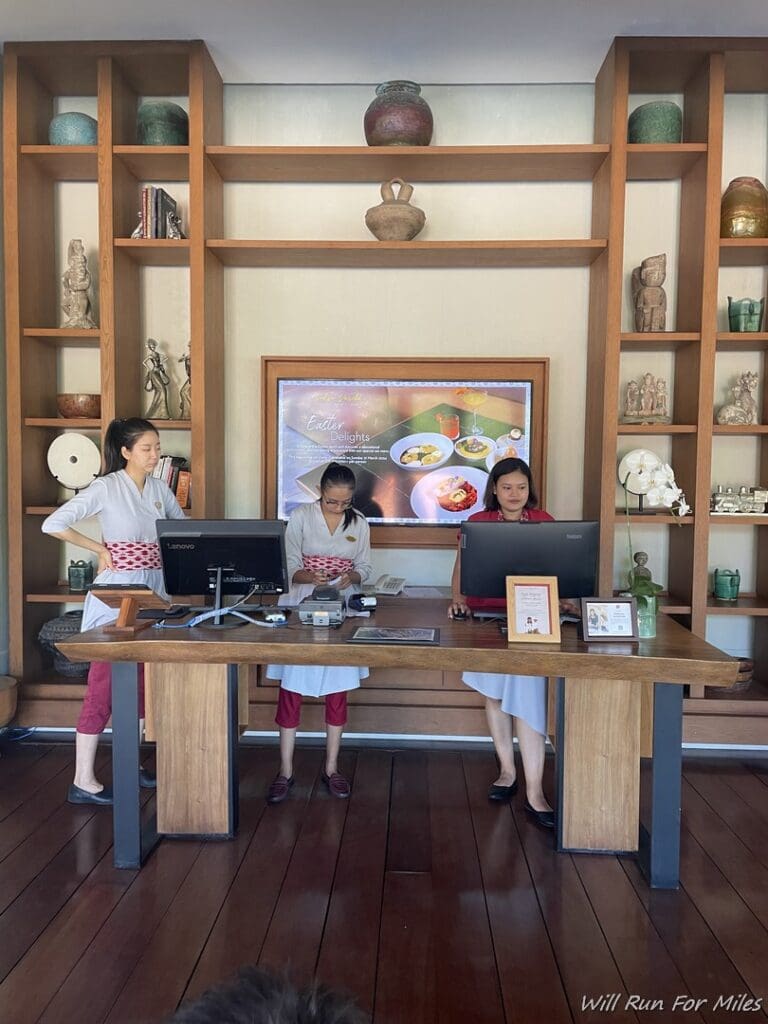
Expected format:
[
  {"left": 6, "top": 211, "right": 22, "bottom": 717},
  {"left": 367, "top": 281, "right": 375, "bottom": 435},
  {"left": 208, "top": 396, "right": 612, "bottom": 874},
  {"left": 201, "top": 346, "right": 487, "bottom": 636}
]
[
  {"left": 402, "top": 586, "right": 448, "bottom": 598},
  {"left": 346, "top": 608, "right": 371, "bottom": 618}
]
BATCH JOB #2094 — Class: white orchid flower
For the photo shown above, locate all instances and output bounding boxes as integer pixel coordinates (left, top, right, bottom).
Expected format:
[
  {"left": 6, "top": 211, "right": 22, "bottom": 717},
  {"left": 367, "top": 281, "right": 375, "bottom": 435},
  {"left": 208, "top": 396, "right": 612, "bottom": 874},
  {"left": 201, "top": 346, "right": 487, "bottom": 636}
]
[
  {"left": 675, "top": 497, "right": 691, "bottom": 516},
  {"left": 656, "top": 463, "right": 676, "bottom": 485}
]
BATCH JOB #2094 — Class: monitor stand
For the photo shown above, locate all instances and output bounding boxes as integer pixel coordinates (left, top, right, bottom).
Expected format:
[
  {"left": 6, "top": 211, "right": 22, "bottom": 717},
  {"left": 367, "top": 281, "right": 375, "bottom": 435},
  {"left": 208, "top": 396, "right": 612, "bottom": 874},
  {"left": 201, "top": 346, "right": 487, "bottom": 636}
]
[{"left": 192, "top": 566, "right": 264, "bottom": 630}]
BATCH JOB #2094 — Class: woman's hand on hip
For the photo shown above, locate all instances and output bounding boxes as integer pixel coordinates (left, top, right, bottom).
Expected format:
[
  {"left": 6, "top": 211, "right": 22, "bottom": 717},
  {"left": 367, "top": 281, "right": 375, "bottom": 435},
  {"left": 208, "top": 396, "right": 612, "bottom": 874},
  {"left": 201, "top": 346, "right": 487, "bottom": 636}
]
[{"left": 97, "top": 547, "right": 114, "bottom": 574}]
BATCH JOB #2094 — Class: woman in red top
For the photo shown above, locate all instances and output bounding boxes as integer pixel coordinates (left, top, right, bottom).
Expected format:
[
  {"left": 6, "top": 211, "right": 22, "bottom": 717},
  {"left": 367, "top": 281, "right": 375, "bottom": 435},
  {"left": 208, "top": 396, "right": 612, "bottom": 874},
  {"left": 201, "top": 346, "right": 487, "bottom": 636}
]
[{"left": 448, "top": 457, "right": 570, "bottom": 828}]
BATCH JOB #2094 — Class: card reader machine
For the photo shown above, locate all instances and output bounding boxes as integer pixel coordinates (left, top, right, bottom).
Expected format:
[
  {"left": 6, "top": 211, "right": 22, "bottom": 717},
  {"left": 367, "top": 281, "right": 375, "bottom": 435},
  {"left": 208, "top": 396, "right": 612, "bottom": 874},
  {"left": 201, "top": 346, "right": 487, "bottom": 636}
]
[{"left": 299, "top": 585, "right": 346, "bottom": 627}]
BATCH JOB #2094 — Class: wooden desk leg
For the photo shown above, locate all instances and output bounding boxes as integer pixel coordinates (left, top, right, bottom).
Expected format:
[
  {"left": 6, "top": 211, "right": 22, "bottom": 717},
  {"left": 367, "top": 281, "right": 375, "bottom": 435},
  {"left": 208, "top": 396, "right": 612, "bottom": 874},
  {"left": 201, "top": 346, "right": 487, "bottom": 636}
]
[
  {"left": 556, "top": 675, "right": 640, "bottom": 853},
  {"left": 638, "top": 682, "right": 683, "bottom": 890},
  {"left": 112, "top": 662, "right": 159, "bottom": 869}
]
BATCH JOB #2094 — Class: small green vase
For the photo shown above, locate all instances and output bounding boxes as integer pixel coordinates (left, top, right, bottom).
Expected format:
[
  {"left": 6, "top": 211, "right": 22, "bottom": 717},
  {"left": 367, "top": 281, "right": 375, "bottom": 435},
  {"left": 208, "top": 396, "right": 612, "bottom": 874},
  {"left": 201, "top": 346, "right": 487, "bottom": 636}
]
[
  {"left": 636, "top": 595, "right": 658, "bottom": 638},
  {"left": 136, "top": 100, "right": 189, "bottom": 146},
  {"left": 628, "top": 101, "right": 683, "bottom": 144}
]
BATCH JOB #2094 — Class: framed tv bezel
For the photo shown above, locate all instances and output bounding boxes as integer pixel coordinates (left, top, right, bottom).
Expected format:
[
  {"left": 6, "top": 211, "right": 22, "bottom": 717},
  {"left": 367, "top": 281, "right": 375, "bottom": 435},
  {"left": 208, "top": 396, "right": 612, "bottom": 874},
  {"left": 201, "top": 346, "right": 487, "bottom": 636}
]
[{"left": 262, "top": 356, "right": 549, "bottom": 548}]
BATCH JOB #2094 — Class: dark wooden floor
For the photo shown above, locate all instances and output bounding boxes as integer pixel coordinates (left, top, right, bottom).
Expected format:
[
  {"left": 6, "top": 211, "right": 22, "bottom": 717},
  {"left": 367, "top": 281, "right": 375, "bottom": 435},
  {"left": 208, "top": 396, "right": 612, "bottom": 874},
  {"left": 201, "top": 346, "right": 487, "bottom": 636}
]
[{"left": 0, "top": 742, "right": 767, "bottom": 1024}]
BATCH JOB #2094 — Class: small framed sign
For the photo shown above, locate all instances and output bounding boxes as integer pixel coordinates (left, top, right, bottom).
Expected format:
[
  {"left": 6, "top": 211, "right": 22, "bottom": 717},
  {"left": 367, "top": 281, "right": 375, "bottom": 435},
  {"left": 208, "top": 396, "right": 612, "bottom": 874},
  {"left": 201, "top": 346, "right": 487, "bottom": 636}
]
[
  {"left": 505, "top": 576, "right": 561, "bottom": 644},
  {"left": 580, "top": 597, "right": 639, "bottom": 642}
]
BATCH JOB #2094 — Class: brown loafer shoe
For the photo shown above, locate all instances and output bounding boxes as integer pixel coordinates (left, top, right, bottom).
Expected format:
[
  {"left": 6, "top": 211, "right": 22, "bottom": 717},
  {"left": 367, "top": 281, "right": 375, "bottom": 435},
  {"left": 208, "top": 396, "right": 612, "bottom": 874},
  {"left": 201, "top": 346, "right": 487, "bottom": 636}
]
[
  {"left": 266, "top": 775, "right": 294, "bottom": 804},
  {"left": 321, "top": 771, "right": 351, "bottom": 799}
]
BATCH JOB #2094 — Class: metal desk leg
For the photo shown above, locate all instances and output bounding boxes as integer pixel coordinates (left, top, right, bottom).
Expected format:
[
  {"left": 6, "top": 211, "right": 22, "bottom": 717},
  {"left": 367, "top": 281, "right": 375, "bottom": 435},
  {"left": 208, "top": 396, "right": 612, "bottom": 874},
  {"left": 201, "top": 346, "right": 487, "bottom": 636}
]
[
  {"left": 554, "top": 676, "right": 565, "bottom": 852},
  {"left": 227, "top": 664, "right": 240, "bottom": 836},
  {"left": 638, "top": 681, "right": 683, "bottom": 890},
  {"left": 112, "top": 661, "right": 159, "bottom": 868}
]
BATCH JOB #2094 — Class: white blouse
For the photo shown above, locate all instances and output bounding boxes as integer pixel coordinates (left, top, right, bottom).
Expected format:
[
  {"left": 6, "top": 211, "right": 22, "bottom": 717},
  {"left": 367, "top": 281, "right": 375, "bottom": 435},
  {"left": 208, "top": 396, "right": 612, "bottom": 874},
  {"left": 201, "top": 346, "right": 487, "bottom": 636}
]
[
  {"left": 42, "top": 470, "right": 185, "bottom": 631},
  {"left": 284, "top": 500, "right": 372, "bottom": 584}
]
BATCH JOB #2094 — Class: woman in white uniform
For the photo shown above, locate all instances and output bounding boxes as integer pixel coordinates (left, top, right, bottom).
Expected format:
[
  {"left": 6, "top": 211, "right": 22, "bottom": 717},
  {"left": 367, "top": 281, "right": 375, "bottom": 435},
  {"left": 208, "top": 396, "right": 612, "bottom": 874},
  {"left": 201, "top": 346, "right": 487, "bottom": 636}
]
[
  {"left": 448, "top": 457, "right": 576, "bottom": 829},
  {"left": 266, "top": 463, "right": 372, "bottom": 804},
  {"left": 42, "top": 417, "right": 185, "bottom": 805}
]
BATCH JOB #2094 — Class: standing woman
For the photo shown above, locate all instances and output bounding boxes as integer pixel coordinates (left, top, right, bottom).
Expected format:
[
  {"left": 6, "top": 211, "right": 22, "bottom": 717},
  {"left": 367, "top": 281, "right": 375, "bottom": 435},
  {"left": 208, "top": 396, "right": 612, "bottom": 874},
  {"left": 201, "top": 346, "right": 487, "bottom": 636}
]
[
  {"left": 42, "top": 417, "right": 186, "bottom": 805},
  {"left": 265, "top": 463, "right": 372, "bottom": 804},
  {"left": 448, "top": 457, "right": 563, "bottom": 828}
]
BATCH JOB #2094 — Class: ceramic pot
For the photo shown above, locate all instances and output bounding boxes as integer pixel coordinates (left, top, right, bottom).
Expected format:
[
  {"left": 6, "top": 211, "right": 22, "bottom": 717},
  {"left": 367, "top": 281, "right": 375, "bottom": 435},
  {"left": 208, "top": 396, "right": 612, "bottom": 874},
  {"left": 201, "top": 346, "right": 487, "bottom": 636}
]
[
  {"left": 727, "top": 296, "right": 764, "bottom": 332},
  {"left": 57, "top": 393, "right": 101, "bottom": 418},
  {"left": 37, "top": 611, "right": 89, "bottom": 676},
  {"left": 713, "top": 568, "right": 740, "bottom": 601},
  {"left": 628, "top": 101, "right": 682, "bottom": 143},
  {"left": 720, "top": 176, "right": 768, "bottom": 238},
  {"left": 137, "top": 100, "right": 189, "bottom": 145},
  {"left": 48, "top": 112, "right": 98, "bottom": 146},
  {"left": 365, "top": 179, "right": 426, "bottom": 241},
  {"left": 364, "top": 81, "right": 433, "bottom": 147}
]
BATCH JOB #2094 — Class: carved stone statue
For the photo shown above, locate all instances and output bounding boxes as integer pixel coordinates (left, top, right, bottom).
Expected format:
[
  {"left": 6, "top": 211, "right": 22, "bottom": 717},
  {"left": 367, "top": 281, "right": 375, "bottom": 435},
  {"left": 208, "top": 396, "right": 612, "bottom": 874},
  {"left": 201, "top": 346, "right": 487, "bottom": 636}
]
[
  {"left": 178, "top": 343, "right": 191, "bottom": 420},
  {"left": 631, "top": 253, "right": 667, "bottom": 332},
  {"left": 621, "top": 372, "right": 671, "bottom": 423},
  {"left": 143, "top": 338, "right": 172, "bottom": 419},
  {"left": 166, "top": 211, "right": 185, "bottom": 239},
  {"left": 61, "top": 239, "right": 97, "bottom": 329},
  {"left": 716, "top": 370, "right": 759, "bottom": 425},
  {"left": 631, "top": 551, "right": 652, "bottom": 580}
]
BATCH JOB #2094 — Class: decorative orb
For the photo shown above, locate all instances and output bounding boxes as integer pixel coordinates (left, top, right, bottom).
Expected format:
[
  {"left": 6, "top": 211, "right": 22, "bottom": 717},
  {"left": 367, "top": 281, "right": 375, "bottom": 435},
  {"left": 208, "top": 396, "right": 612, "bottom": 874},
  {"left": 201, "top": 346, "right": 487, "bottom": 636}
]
[
  {"left": 627, "top": 101, "right": 683, "bottom": 144},
  {"left": 137, "top": 100, "right": 189, "bottom": 145},
  {"left": 56, "top": 393, "right": 101, "bottom": 419},
  {"left": 48, "top": 112, "right": 98, "bottom": 146}
]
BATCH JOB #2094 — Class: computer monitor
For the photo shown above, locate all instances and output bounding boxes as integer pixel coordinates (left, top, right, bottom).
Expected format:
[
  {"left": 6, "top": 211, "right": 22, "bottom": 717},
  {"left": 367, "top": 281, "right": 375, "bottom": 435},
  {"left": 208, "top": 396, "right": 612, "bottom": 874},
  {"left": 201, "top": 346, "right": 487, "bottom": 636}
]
[
  {"left": 460, "top": 520, "right": 599, "bottom": 600},
  {"left": 156, "top": 519, "right": 289, "bottom": 626}
]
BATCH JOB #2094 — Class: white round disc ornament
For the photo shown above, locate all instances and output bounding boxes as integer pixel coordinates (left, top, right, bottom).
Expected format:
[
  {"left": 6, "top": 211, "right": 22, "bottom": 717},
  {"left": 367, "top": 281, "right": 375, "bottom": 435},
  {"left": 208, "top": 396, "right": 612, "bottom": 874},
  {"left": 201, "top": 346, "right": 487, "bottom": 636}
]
[{"left": 46, "top": 433, "right": 101, "bottom": 490}]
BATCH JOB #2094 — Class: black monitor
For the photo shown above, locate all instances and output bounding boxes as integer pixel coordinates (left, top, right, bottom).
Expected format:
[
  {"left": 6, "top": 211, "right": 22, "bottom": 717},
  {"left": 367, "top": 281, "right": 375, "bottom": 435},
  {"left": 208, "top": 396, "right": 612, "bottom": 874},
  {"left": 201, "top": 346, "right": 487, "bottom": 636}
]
[
  {"left": 156, "top": 519, "right": 289, "bottom": 626},
  {"left": 460, "top": 520, "right": 599, "bottom": 600}
]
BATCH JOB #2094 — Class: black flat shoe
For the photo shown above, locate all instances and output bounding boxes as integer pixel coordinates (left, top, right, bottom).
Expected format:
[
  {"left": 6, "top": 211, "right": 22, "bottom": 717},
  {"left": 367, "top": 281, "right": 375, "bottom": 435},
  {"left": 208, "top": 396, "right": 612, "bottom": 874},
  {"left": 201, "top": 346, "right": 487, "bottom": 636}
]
[
  {"left": 68, "top": 783, "right": 114, "bottom": 806},
  {"left": 488, "top": 779, "right": 519, "bottom": 802},
  {"left": 139, "top": 768, "right": 157, "bottom": 789},
  {"left": 524, "top": 799, "right": 555, "bottom": 829}
]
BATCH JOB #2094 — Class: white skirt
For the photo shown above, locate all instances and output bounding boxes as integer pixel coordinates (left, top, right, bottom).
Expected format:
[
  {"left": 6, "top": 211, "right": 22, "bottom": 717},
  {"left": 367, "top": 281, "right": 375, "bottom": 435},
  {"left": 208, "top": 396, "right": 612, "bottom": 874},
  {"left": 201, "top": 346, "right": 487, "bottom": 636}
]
[
  {"left": 462, "top": 672, "right": 547, "bottom": 736},
  {"left": 265, "top": 582, "right": 368, "bottom": 698}
]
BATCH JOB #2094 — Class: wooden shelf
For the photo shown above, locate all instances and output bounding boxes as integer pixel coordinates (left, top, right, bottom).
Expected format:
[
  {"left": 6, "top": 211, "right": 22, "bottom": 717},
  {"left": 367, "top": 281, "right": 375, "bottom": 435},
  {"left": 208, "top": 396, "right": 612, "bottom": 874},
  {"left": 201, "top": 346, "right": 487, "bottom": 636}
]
[
  {"left": 716, "top": 332, "right": 768, "bottom": 350},
  {"left": 617, "top": 423, "right": 696, "bottom": 434},
  {"left": 25, "top": 506, "right": 59, "bottom": 516},
  {"left": 620, "top": 332, "right": 700, "bottom": 348},
  {"left": 114, "top": 239, "right": 191, "bottom": 266},
  {"left": 626, "top": 144, "right": 707, "bottom": 180},
  {"left": 712, "top": 424, "right": 768, "bottom": 435},
  {"left": 719, "top": 238, "right": 768, "bottom": 266},
  {"left": 205, "top": 145, "right": 610, "bottom": 183},
  {"left": 707, "top": 595, "right": 768, "bottom": 616},
  {"left": 207, "top": 239, "right": 607, "bottom": 268},
  {"left": 113, "top": 146, "right": 189, "bottom": 181},
  {"left": 149, "top": 419, "right": 191, "bottom": 430},
  {"left": 19, "top": 145, "right": 97, "bottom": 180},
  {"left": 24, "top": 417, "right": 100, "bottom": 429},
  {"left": 686, "top": 676, "right": 768, "bottom": 709},
  {"left": 26, "top": 586, "right": 86, "bottom": 603},
  {"left": 22, "top": 328, "right": 100, "bottom": 347},
  {"left": 710, "top": 514, "right": 768, "bottom": 525},
  {"left": 614, "top": 512, "right": 694, "bottom": 524}
]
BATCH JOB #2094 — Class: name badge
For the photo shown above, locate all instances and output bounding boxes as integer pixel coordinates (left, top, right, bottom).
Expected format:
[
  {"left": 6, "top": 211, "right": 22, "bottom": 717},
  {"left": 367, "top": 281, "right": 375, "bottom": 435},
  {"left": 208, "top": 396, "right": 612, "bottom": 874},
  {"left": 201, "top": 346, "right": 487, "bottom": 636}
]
[
  {"left": 346, "top": 535, "right": 357, "bottom": 542},
  {"left": 154, "top": 501, "right": 163, "bottom": 510}
]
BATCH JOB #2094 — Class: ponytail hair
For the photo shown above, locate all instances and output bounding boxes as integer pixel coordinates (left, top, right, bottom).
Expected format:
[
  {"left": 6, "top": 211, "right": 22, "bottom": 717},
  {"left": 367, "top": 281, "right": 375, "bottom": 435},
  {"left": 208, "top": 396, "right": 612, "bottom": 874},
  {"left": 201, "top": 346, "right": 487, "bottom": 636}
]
[
  {"left": 320, "top": 461, "right": 359, "bottom": 529},
  {"left": 103, "top": 417, "right": 158, "bottom": 475}
]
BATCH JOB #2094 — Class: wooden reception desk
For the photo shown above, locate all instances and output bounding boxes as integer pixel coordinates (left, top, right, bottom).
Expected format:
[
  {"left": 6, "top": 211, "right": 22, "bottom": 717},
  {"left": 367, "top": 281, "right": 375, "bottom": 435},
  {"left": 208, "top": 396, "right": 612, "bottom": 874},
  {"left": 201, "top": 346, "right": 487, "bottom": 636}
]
[{"left": 59, "top": 599, "right": 737, "bottom": 888}]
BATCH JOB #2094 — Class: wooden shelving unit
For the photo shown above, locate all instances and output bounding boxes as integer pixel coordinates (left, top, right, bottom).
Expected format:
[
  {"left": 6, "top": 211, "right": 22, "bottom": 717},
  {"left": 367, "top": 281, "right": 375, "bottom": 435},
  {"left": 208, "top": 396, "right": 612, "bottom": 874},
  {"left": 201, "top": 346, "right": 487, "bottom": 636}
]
[
  {"left": 584, "top": 37, "right": 768, "bottom": 743},
  {"left": 3, "top": 41, "right": 224, "bottom": 719},
  {"left": 4, "top": 36, "right": 767, "bottom": 743}
]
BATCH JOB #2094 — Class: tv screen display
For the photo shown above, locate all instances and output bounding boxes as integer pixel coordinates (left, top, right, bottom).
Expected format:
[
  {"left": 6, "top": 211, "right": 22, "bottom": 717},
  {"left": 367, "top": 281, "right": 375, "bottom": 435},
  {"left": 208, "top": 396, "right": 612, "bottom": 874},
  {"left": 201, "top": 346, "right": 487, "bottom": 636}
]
[{"left": 276, "top": 378, "right": 535, "bottom": 525}]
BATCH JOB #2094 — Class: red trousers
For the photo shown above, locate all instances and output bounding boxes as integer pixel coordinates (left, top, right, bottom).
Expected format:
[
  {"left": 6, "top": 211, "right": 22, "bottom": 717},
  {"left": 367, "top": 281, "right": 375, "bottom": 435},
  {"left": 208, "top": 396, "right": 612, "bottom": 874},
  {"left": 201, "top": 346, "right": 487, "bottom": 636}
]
[
  {"left": 275, "top": 686, "right": 347, "bottom": 729},
  {"left": 77, "top": 661, "right": 146, "bottom": 735}
]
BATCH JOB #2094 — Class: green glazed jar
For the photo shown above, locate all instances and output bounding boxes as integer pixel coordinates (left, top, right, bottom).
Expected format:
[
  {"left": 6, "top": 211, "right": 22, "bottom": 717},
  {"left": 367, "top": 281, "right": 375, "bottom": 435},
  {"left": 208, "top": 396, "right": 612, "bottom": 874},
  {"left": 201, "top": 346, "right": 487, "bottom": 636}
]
[
  {"left": 636, "top": 595, "right": 658, "bottom": 638},
  {"left": 136, "top": 100, "right": 189, "bottom": 145},
  {"left": 628, "top": 101, "right": 683, "bottom": 143}
]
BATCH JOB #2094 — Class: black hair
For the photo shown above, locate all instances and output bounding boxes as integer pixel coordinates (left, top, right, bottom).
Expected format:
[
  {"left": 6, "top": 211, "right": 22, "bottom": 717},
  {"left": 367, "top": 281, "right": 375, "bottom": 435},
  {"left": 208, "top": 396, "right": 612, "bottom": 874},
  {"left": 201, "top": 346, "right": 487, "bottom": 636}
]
[
  {"left": 103, "top": 417, "right": 158, "bottom": 475},
  {"left": 320, "top": 462, "right": 360, "bottom": 530},
  {"left": 482, "top": 457, "right": 538, "bottom": 512},
  {"left": 165, "top": 965, "right": 369, "bottom": 1024}
]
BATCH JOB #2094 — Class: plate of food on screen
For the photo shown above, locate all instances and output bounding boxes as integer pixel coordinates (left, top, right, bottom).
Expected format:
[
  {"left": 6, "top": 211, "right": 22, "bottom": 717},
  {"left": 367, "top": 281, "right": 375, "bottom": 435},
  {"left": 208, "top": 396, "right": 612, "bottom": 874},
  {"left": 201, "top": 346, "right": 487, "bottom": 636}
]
[
  {"left": 410, "top": 467, "right": 488, "bottom": 521},
  {"left": 390, "top": 432, "right": 453, "bottom": 471},
  {"left": 453, "top": 435, "right": 495, "bottom": 461},
  {"left": 485, "top": 432, "right": 523, "bottom": 469}
]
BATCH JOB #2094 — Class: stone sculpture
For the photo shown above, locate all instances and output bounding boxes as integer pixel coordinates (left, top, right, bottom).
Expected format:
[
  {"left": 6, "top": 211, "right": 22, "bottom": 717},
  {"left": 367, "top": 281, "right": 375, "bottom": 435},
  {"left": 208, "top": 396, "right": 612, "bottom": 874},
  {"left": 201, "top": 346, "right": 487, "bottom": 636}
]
[
  {"left": 61, "top": 239, "right": 97, "bottom": 329},
  {"left": 178, "top": 344, "right": 191, "bottom": 420},
  {"left": 143, "top": 337, "right": 172, "bottom": 419},
  {"left": 621, "top": 372, "right": 671, "bottom": 423},
  {"left": 716, "top": 370, "right": 759, "bottom": 425},
  {"left": 631, "top": 253, "right": 667, "bottom": 332}
]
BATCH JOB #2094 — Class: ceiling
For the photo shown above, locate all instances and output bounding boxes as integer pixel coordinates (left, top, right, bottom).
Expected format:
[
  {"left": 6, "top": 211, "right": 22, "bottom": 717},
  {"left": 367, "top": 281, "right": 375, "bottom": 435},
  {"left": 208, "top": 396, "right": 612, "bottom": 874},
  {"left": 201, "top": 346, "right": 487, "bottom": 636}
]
[{"left": 2, "top": 0, "right": 768, "bottom": 84}]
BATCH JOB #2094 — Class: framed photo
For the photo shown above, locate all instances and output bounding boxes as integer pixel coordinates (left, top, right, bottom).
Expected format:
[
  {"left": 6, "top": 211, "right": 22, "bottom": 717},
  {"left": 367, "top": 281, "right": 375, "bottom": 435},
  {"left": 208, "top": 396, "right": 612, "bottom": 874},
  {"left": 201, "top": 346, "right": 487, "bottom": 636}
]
[
  {"left": 580, "top": 597, "right": 639, "bottom": 642},
  {"left": 505, "top": 576, "right": 561, "bottom": 644}
]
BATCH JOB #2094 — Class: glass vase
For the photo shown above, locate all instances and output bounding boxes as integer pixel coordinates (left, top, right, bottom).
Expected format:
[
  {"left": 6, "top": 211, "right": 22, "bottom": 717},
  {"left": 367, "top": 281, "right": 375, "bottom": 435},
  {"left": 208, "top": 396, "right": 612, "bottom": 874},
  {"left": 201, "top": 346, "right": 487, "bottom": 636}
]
[{"left": 636, "top": 595, "right": 658, "bottom": 638}]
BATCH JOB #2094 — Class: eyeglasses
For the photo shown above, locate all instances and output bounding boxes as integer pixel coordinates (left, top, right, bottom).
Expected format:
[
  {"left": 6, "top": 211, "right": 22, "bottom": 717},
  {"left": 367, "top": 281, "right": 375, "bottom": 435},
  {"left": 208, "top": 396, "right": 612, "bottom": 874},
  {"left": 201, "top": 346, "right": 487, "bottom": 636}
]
[{"left": 322, "top": 497, "right": 353, "bottom": 508}]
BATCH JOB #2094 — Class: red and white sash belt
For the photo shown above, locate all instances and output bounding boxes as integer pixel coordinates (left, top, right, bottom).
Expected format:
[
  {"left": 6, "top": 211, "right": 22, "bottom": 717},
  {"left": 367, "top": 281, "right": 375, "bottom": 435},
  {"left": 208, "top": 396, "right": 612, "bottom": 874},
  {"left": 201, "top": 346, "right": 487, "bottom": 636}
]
[
  {"left": 302, "top": 554, "right": 353, "bottom": 577},
  {"left": 105, "top": 541, "right": 162, "bottom": 570}
]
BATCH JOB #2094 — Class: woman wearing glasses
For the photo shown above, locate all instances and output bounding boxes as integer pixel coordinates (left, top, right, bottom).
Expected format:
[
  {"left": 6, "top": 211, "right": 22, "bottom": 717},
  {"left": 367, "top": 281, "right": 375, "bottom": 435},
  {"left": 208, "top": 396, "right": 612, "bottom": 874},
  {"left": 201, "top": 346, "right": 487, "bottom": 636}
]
[{"left": 266, "top": 463, "right": 372, "bottom": 804}]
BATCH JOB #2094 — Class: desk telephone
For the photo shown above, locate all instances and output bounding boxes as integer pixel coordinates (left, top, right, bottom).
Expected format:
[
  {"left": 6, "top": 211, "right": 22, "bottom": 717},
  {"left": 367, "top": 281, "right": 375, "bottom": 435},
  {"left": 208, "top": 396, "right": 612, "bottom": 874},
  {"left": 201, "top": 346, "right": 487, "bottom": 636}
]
[{"left": 366, "top": 574, "right": 406, "bottom": 596}]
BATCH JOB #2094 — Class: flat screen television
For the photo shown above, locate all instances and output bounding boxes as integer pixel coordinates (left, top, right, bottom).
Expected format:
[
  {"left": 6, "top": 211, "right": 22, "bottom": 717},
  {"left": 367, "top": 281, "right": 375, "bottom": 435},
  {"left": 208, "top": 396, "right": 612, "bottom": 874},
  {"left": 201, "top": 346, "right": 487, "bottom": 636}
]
[
  {"left": 156, "top": 519, "right": 289, "bottom": 604},
  {"left": 460, "top": 520, "right": 599, "bottom": 601}
]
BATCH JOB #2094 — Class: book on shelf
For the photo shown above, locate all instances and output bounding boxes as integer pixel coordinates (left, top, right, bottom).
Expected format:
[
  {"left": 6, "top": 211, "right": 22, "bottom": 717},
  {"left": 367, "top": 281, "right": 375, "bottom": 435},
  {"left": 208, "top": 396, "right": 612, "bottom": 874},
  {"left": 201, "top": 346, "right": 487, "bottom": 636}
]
[
  {"left": 175, "top": 469, "right": 191, "bottom": 509},
  {"left": 140, "top": 186, "right": 180, "bottom": 239}
]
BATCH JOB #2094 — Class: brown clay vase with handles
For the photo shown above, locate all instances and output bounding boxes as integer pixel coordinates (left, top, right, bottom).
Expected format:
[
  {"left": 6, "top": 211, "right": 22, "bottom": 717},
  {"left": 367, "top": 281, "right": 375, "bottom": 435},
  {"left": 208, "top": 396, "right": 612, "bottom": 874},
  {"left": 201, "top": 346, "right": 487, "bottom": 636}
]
[{"left": 365, "top": 178, "right": 426, "bottom": 241}]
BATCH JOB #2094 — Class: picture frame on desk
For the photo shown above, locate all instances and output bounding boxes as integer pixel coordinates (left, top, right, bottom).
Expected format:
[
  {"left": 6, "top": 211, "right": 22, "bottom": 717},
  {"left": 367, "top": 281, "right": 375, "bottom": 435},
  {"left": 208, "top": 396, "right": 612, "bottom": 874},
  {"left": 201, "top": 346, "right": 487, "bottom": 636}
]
[
  {"left": 505, "top": 575, "right": 560, "bottom": 644},
  {"left": 580, "top": 597, "right": 639, "bottom": 642}
]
